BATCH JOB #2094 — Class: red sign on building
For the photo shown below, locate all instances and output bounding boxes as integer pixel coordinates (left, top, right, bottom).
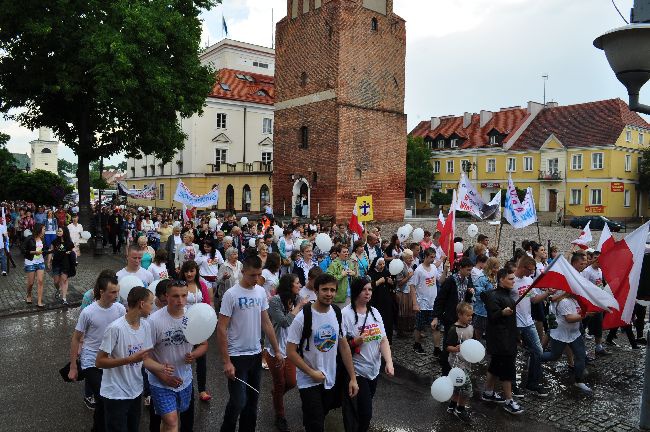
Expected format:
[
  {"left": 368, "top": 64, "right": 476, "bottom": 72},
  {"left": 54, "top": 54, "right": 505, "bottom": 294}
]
[
  {"left": 585, "top": 205, "right": 605, "bottom": 214},
  {"left": 611, "top": 182, "right": 624, "bottom": 192},
  {"left": 480, "top": 182, "right": 501, "bottom": 188}
]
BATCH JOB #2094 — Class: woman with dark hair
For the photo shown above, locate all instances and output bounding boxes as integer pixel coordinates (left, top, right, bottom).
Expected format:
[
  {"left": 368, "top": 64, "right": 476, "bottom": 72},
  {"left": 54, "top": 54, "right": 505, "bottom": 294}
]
[
  {"left": 196, "top": 239, "right": 223, "bottom": 300},
  {"left": 261, "top": 252, "right": 281, "bottom": 298},
  {"left": 23, "top": 223, "right": 48, "bottom": 307},
  {"left": 383, "top": 234, "right": 403, "bottom": 263},
  {"left": 180, "top": 260, "right": 212, "bottom": 402},
  {"left": 265, "top": 273, "right": 308, "bottom": 431},
  {"left": 50, "top": 226, "right": 75, "bottom": 305},
  {"left": 342, "top": 277, "right": 394, "bottom": 432},
  {"left": 368, "top": 257, "right": 396, "bottom": 344}
]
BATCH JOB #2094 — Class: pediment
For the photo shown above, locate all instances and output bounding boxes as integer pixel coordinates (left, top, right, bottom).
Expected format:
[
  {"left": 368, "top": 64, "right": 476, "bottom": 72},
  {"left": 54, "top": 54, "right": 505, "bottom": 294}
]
[
  {"left": 258, "top": 137, "right": 273, "bottom": 147},
  {"left": 212, "top": 133, "right": 231, "bottom": 144}
]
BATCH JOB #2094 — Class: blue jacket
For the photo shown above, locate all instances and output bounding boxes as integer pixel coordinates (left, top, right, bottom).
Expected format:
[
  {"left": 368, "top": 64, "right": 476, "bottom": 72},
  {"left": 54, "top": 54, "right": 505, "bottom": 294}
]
[{"left": 473, "top": 273, "right": 494, "bottom": 317}]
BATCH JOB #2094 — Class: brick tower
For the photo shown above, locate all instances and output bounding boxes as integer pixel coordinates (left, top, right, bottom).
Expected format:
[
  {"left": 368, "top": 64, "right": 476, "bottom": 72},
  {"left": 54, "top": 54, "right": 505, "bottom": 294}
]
[{"left": 273, "top": 0, "right": 406, "bottom": 222}]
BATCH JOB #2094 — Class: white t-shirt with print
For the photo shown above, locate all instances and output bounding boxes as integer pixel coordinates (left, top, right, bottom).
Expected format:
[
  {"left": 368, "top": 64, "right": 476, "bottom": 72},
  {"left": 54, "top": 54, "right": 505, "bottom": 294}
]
[
  {"left": 148, "top": 262, "right": 168, "bottom": 281},
  {"left": 117, "top": 267, "right": 154, "bottom": 288},
  {"left": 287, "top": 306, "right": 340, "bottom": 389},
  {"left": 25, "top": 239, "right": 45, "bottom": 266},
  {"left": 581, "top": 266, "right": 604, "bottom": 289},
  {"left": 146, "top": 307, "right": 193, "bottom": 392},
  {"left": 511, "top": 275, "right": 539, "bottom": 328},
  {"left": 261, "top": 269, "right": 280, "bottom": 298},
  {"left": 219, "top": 284, "right": 269, "bottom": 357},
  {"left": 298, "top": 287, "right": 317, "bottom": 303},
  {"left": 75, "top": 301, "right": 127, "bottom": 369},
  {"left": 99, "top": 317, "right": 153, "bottom": 400},
  {"left": 341, "top": 305, "right": 386, "bottom": 380},
  {"left": 411, "top": 264, "right": 440, "bottom": 311},
  {"left": 471, "top": 267, "right": 483, "bottom": 286},
  {"left": 67, "top": 223, "right": 83, "bottom": 244},
  {"left": 550, "top": 297, "right": 582, "bottom": 343}
]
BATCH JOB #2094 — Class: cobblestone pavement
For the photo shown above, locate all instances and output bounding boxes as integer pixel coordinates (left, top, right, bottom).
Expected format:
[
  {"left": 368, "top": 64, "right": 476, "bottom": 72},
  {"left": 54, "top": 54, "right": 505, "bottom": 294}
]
[
  {"left": 391, "top": 329, "right": 646, "bottom": 432},
  {"left": 0, "top": 244, "right": 125, "bottom": 317}
]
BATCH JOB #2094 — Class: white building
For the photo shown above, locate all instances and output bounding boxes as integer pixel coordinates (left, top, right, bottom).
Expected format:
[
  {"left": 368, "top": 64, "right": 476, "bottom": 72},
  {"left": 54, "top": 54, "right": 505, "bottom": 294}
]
[
  {"left": 30, "top": 127, "right": 59, "bottom": 174},
  {"left": 126, "top": 39, "right": 275, "bottom": 211}
]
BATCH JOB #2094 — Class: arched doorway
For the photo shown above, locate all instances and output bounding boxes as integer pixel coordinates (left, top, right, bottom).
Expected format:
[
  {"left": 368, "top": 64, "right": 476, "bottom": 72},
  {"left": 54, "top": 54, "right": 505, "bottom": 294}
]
[
  {"left": 292, "top": 178, "right": 310, "bottom": 218},
  {"left": 226, "top": 184, "right": 235, "bottom": 211},
  {"left": 260, "top": 184, "right": 270, "bottom": 211},
  {"left": 242, "top": 184, "right": 252, "bottom": 212}
]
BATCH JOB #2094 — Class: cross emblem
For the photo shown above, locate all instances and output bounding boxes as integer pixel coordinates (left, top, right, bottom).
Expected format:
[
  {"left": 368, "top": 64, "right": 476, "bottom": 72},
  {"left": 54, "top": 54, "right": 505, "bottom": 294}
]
[{"left": 360, "top": 201, "right": 371, "bottom": 216}]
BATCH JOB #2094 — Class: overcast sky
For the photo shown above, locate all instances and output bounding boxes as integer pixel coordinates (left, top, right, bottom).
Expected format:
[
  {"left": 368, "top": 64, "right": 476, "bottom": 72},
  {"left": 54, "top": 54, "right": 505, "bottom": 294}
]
[{"left": 1, "top": 0, "right": 641, "bottom": 164}]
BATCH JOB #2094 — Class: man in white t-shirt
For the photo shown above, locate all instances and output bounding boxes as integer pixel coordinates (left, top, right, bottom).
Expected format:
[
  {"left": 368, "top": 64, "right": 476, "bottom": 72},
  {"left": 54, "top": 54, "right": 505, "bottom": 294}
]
[
  {"left": 287, "top": 273, "right": 358, "bottom": 432},
  {"left": 217, "top": 255, "right": 282, "bottom": 432},
  {"left": 581, "top": 251, "right": 609, "bottom": 356},
  {"left": 68, "top": 272, "right": 125, "bottom": 432},
  {"left": 148, "top": 281, "right": 208, "bottom": 432},
  {"left": 410, "top": 248, "right": 443, "bottom": 356},
  {"left": 117, "top": 245, "right": 154, "bottom": 288}
]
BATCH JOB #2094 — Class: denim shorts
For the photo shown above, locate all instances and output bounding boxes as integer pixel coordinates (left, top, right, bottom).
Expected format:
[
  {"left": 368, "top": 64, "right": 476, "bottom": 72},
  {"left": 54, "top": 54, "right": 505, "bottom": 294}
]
[
  {"left": 24, "top": 262, "right": 46, "bottom": 273},
  {"left": 415, "top": 310, "right": 435, "bottom": 331},
  {"left": 150, "top": 383, "right": 192, "bottom": 416}
]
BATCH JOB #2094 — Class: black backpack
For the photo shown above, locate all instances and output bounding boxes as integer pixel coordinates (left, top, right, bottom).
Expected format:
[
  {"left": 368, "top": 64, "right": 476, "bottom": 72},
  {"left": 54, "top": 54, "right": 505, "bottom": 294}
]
[{"left": 297, "top": 303, "right": 343, "bottom": 356}]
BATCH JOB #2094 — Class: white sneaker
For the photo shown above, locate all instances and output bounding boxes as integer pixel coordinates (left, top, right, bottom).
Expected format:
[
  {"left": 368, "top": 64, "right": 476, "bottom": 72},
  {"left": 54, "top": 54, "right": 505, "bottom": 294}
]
[
  {"left": 503, "top": 399, "right": 524, "bottom": 415},
  {"left": 574, "top": 382, "right": 593, "bottom": 395}
]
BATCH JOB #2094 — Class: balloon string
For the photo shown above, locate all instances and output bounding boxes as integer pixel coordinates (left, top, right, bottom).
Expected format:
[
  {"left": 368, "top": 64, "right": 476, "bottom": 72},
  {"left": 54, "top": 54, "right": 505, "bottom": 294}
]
[{"left": 235, "top": 377, "right": 260, "bottom": 394}]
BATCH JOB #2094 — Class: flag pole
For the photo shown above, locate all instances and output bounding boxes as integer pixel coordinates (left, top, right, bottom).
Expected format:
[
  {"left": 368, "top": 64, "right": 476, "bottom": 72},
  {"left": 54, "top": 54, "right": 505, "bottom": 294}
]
[{"left": 536, "top": 221, "right": 542, "bottom": 244}]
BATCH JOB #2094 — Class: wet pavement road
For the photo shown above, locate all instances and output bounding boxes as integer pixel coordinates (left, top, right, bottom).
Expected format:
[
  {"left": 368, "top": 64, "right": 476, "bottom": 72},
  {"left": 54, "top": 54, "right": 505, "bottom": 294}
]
[{"left": 0, "top": 308, "right": 561, "bottom": 432}]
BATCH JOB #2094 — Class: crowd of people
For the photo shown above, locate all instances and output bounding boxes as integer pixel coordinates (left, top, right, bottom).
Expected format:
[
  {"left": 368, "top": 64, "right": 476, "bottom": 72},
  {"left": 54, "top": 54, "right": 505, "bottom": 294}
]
[{"left": 1, "top": 200, "right": 647, "bottom": 431}]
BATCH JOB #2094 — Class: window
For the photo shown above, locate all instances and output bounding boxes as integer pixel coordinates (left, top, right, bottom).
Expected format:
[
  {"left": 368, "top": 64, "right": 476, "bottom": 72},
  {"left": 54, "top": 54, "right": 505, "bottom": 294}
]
[
  {"left": 570, "top": 189, "right": 582, "bottom": 205},
  {"left": 371, "top": 17, "right": 378, "bottom": 31},
  {"left": 437, "top": 139, "right": 445, "bottom": 148},
  {"left": 548, "top": 158, "right": 559, "bottom": 173},
  {"left": 641, "top": 132, "right": 645, "bottom": 145},
  {"left": 590, "top": 189, "right": 602, "bottom": 205},
  {"left": 157, "top": 164, "right": 164, "bottom": 176},
  {"left": 159, "top": 184, "right": 165, "bottom": 200},
  {"left": 591, "top": 152, "right": 603, "bottom": 169},
  {"left": 216, "top": 113, "right": 227, "bottom": 129},
  {"left": 433, "top": 160, "right": 440, "bottom": 173},
  {"left": 300, "top": 126, "right": 309, "bottom": 148},
  {"left": 507, "top": 157, "right": 516, "bottom": 172},
  {"left": 255, "top": 89, "right": 268, "bottom": 97},
  {"left": 461, "top": 159, "right": 472, "bottom": 172},
  {"left": 130, "top": 167, "right": 135, "bottom": 177},
  {"left": 524, "top": 157, "right": 533, "bottom": 172},
  {"left": 177, "top": 161, "right": 183, "bottom": 174},
  {"left": 626, "top": 130, "right": 632, "bottom": 142},
  {"left": 450, "top": 139, "right": 458, "bottom": 148},
  {"left": 571, "top": 153, "right": 583, "bottom": 170},
  {"left": 489, "top": 135, "right": 497, "bottom": 145},
  {"left": 41, "top": 148, "right": 52, "bottom": 153},
  {"left": 142, "top": 166, "right": 147, "bottom": 177},
  {"left": 215, "top": 149, "right": 227, "bottom": 171},
  {"left": 263, "top": 118, "right": 273, "bottom": 134},
  {"left": 253, "top": 61, "right": 269, "bottom": 69},
  {"left": 624, "top": 189, "right": 631, "bottom": 207},
  {"left": 219, "top": 83, "right": 231, "bottom": 91},
  {"left": 149, "top": 165, "right": 155, "bottom": 176},
  {"left": 486, "top": 158, "right": 496, "bottom": 173},
  {"left": 261, "top": 151, "right": 272, "bottom": 163},
  {"left": 625, "top": 154, "right": 632, "bottom": 172},
  {"left": 446, "top": 160, "right": 454, "bottom": 173},
  {"left": 132, "top": 184, "right": 136, "bottom": 190}
]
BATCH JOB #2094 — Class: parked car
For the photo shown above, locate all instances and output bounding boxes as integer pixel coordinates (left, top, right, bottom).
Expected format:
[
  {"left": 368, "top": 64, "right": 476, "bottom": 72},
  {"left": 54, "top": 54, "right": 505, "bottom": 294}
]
[{"left": 569, "top": 216, "right": 625, "bottom": 232}]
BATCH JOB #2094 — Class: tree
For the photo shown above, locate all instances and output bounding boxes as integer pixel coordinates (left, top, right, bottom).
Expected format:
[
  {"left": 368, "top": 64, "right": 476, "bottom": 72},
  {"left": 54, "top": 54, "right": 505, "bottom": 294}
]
[
  {"left": 0, "top": 132, "right": 15, "bottom": 168},
  {"left": 406, "top": 135, "right": 434, "bottom": 197},
  {"left": 5, "top": 169, "right": 74, "bottom": 205},
  {"left": 58, "top": 158, "right": 78, "bottom": 178},
  {"left": 0, "top": 0, "right": 220, "bottom": 226},
  {"left": 639, "top": 148, "right": 650, "bottom": 191},
  {"left": 117, "top": 161, "right": 127, "bottom": 171}
]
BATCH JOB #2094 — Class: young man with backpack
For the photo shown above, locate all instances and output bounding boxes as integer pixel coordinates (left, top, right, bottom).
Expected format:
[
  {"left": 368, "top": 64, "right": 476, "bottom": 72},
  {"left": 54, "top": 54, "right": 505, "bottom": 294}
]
[{"left": 287, "top": 273, "right": 359, "bottom": 432}]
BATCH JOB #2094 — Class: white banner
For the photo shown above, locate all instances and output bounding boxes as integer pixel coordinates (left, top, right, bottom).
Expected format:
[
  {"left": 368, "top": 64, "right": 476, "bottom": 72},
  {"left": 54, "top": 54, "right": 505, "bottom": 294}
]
[
  {"left": 173, "top": 179, "right": 219, "bottom": 208},
  {"left": 504, "top": 177, "right": 537, "bottom": 228},
  {"left": 456, "top": 172, "right": 499, "bottom": 220},
  {"left": 118, "top": 182, "right": 156, "bottom": 199}
]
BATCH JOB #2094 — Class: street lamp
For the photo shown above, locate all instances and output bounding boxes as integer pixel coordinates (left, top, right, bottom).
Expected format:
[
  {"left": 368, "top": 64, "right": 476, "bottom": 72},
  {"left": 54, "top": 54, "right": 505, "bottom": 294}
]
[{"left": 593, "top": 1, "right": 650, "bottom": 114}]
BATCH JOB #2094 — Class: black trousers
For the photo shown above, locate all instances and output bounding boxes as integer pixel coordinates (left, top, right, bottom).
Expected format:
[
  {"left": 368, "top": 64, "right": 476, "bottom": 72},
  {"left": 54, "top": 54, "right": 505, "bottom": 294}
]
[
  {"left": 342, "top": 376, "right": 378, "bottom": 432},
  {"left": 85, "top": 367, "right": 105, "bottom": 432},
  {"left": 299, "top": 384, "right": 337, "bottom": 432},
  {"left": 104, "top": 396, "right": 141, "bottom": 432}
]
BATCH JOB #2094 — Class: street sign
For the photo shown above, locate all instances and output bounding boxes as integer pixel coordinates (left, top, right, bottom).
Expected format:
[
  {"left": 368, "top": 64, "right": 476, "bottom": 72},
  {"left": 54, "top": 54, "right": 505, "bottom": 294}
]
[{"left": 356, "top": 195, "right": 374, "bottom": 222}]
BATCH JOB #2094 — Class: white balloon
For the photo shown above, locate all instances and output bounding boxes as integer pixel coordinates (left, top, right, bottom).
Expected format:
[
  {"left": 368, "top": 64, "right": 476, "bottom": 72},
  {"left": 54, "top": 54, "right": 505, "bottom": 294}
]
[
  {"left": 240, "top": 217, "right": 249, "bottom": 225},
  {"left": 397, "top": 226, "right": 409, "bottom": 243},
  {"left": 72, "top": 206, "right": 79, "bottom": 213},
  {"left": 182, "top": 303, "right": 218, "bottom": 345},
  {"left": 173, "top": 221, "right": 181, "bottom": 228},
  {"left": 294, "top": 238, "right": 304, "bottom": 250},
  {"left": 24, "top": 229, "right": 32, "bottom": 238},
  {"left": 388, "top": 259, "right": 404, "bottom": 275},
  {"left": 209, "top": 212, "right": 216, "bottom": 218},
  {"left": 448, "top": 367, "right": 467, "bottom": 387},
  {"left": 119, "top": 275, "right": 145, "bottom": 301},
  {"left": 80, "top": 231, "right": 92, "bottom": 240},
  {"left": 412, "top": 228, "right": 425, "bottom": 243},
  {"left": 138, "top": 207, "right": 144, "bottom": 212},
  {"left": 430, "top": 376, "right": 454, "bottom": 402},
  {"left": 147, "top": 279, "right": 161, "bottom": 295},
  {"left": 315, "top": 233, "right": 333, "bottom": 253},
  {"left": 460, "top": 339, "right": 486, "bottom": 364},
  {"left": 454, "top": 242, "right": 464, "bottom": 255},
  {"left": 467, "top": 224, "right": 479, "bottom": 238},
  {"left": 209, "top": 217, "right": 218, "bottom": 230},
  {"left": 404, "top": 224, "right": 414, "bottom": 235},
  {"left": 249, "top": 238, "right": 257, "bottom": 247},
  {"left": 273, "top": 225, "right": 283, "bottom": 241},
  {"left": 147, "top": 206, "right": 152, "bottom": 211},
  {"left": 637, "top": 300, "right": 650, "bottom": 307}
]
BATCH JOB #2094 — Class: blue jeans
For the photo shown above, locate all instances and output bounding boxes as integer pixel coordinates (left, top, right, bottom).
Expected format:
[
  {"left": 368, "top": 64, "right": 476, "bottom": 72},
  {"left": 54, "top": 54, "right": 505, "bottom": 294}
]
[
  {"left": 542, "top": 336, "right": 586, "bottom": 382},
  {"left": 0, "top": 248, "right": 6, "bottom": 272},
  {"left": 519, "top": 324, "right": 543, "bottom": 387},
  {"left": 220, "top": 353, "right": 262, "bottom": 432}
]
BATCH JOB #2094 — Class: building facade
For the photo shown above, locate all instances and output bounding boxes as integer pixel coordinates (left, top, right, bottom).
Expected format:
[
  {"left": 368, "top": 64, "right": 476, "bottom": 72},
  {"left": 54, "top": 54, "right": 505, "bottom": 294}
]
[
  {"left": 272, "top": 0, "right": 407, "bottom": 222},
  {"left": 125, "top": 39, "right": 275, "bottom": 212},
  {"left": 410, "top": 98, "right": 650, "bottom": 219},
  {"left": 30, "top": 127, "right": 58, "bottom": 174}
]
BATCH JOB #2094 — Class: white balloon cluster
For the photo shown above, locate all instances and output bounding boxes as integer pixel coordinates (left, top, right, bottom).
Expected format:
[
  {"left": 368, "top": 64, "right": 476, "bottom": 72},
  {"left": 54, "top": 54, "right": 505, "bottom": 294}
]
[
  {"left": 388, "top": 259, "right": 404, "bottom": 275},
  {"left": 397, "top": 224, "right": 414, "bottom": 242},
  {"left": 182, "top": 303, "right": 218, "bottom": 345},
  {"left": 208, "top": 218, "right": 218, "bottom": 230},
  {"left": 467, "top": 224, "right": 479, "bottom": 238},
  {"left": 240, "top": 217, "right": 249, "bottom": 225},
  {"left": 80, "top": 231, "right": 92, "bottom": 240},
  {"left": 315, "top": 233, "right": 333, "bottom": 253},
  {"left": 431, "top": 340, "right": 486, "bottom": 402}
]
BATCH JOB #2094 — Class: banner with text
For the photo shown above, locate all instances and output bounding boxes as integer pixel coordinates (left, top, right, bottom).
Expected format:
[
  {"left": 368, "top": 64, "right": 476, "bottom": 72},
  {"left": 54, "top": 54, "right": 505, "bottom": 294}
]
[
  {"left": 456, "top": 172, "right": 499, "bottom": 220},
  {"left": 173, "top": 179, "right": 219, "bottom": 208},
  {"left": 118, "top": 182, "right": 156, "bottom": 199},
  {"left": 504, "top": 177, "right": 537, "bottom": 228}
]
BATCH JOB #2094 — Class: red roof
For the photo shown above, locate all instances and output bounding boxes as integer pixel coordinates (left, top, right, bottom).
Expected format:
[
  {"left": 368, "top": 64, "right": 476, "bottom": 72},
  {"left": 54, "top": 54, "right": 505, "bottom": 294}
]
[
  {"left": 511, "top": 98, "right": 650, "bottom": 150},
  {"left": 209, "top": 68, "right": 274, "bottom": 106},
  {"left": 409, "top": 107, "right": 530, "bottom": 149}
]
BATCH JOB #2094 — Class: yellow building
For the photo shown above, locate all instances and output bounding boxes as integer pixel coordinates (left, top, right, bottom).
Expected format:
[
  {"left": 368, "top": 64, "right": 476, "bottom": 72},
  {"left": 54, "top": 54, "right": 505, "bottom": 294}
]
[{"left": 410, "top": 98, "right": 650, "bottom": 219}]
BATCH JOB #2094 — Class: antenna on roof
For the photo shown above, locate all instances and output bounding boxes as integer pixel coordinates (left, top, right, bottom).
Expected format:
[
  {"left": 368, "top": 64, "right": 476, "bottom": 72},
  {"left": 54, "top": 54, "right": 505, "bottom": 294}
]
[
  {"left": 272, "top": 8, "right": 275, "bottom": 49},
  {"left": 542, "top": 74, "right": 549, "bottom": 106}
]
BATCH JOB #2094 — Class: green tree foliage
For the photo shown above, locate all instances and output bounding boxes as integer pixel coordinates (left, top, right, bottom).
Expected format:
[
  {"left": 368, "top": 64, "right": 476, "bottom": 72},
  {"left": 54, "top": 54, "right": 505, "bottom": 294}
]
[
  {"left": 639, "top": 148, "right": 650, "bottom": 191},
  {"left": 58, "top": 158, "right": 78, "bottom": 178},
  {"left": 91, "top": 171, "right": 109, "bottom": 190},
  {"left": 0, "top": 0, "right": 220, "bottom": 224},
  {"left": 5, "top": 170, "right": 73, "bottom": 205},
  {"left": 431, "top": 191, "right": 453, "bottom": 206},
  {"left": 0, "top": 132, "right": 15, "bottom": 169},
  {"left": 406, "top": 135, "right": 434, "bottom": 197}
]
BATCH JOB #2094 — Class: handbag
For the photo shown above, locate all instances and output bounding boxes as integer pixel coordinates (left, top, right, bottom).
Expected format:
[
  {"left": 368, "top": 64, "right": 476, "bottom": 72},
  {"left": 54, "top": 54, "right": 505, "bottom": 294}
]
[{"left": 59, "top": 359, "right": 85, "bottom": 382}]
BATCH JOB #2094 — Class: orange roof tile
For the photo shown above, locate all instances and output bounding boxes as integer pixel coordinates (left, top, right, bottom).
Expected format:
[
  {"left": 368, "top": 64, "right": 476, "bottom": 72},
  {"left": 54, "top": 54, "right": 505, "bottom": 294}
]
[{"left": 209, "top": 68, "right": 274, "bottom": 105}]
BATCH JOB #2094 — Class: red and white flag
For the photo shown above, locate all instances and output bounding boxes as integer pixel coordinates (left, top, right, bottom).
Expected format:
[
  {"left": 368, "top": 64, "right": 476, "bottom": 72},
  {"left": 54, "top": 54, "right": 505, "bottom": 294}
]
[
  {"left": 436, "top": 209, "right": 445, "bottom": 233},
  {"left": 571, "top": 221, "right": 592, "bottom": 250},
  {"left": 596, "top": 222, "right": 615, "bottom": 253},
  {"left": 348, "top": 203, "right": 364, "bottom": 237},
  {"left": 531, "top": 255, "right": 618, "bottom": 312},
  {"left": 182, "top": 204, "right": 194, "bottom": 224},
  {"left": 439, "top": 190, "right": 456, "bottom": 259},
  {"left": 600, "top": 222, "right": 650, "bottom": 329}
]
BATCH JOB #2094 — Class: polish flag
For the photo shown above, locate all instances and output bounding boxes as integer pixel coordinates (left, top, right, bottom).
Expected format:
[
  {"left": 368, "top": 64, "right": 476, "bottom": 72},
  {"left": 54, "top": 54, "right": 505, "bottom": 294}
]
[
  {"left": 182, "top": 204, "right": 194, "bottom": 224},
  {"left": 571, "top": 221, "right": 592, "bottom": 250},
  {"left": 601, "top": 222, "right": 650, "bottom": 329},
  {"left": 439, "top": 191, "right": 456, "bottom": 259},
  {"left": 596, "top": 222, "right": 615, "bottom": 253},
  {"left": 436, "top": 209, "right": 445, "bottom": 233},
  {"left": 530, "top": 255, "right": 619, "bottom": 312},
  {"left": 349, "top": 203, "right": 364, "bottom": 237}
]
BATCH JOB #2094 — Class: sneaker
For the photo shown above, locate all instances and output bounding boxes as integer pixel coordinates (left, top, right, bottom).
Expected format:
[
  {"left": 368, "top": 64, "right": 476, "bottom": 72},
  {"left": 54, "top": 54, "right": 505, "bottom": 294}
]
[
  {"left": 413, "top": 342, "right": 425, "bottom": 355},
  {"left": 511, "top": 385, "right": 525, "bottom": 398},
  {"left": 1, "top": 271, "right": 6, "bottom": 276},
  {"left": 84, "top": 395, "right": 96, "bottom": 410},
  {"left": 503, "top": 399, "right": 524, "bottom": 415},
  {"left": 584, "top": 333, "right": 594, "bottom": 340},
  {"left": 454, "top": 408, "right": 472, "bottom": 422},
  {"left": 574, "top": 382, "right": 593, "bottom": 395},
  {"left": 481, "top": 391, "right": 506, "bottom": 403},
  {"left": 274, "top": 416, "right": 289, "bottom": 432},
  {"left": 525, "top": 384, "right": 550, "bottom": 397},
  {"left": 637, "top": 337, "right": 648, "bottom": 345}
]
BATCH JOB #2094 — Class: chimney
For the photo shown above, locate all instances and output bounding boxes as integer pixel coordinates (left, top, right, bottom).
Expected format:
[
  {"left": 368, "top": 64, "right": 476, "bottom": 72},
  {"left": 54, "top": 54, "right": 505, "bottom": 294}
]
[
  {"left": 546, "top": 101, "right": 559, "bottom": 108},
  {"left": 463, "top": 112, "right": 472, "bottom": 128},
  {"left": 430, "top": 117, "right": 441, "bottom": 130},
  {"left": 527, "top": 101, "right": 545, "bottom": 116},
  {"left": 38, "top": 127, "right": 51, "bottom": 141},
  {"left": 479, "top": 110, "right": 493, "bottom": 127}
]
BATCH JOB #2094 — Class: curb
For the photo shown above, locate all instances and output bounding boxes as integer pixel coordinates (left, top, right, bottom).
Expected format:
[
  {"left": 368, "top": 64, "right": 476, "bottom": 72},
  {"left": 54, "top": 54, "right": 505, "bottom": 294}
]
[{"left": 0, "top": 300, "right": 82, "bottom": 319}]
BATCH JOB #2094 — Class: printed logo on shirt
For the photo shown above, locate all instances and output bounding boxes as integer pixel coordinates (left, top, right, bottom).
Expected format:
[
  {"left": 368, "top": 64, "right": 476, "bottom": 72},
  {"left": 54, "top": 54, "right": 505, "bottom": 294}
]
[
  {"left": 518, "top": 285, "right": 532, "bottom": 297},
  {"left": 162, "top": 328, "right": 187, "bottom": 346},
  {"left": 127, "top": 343, "right": 145, "bottom": 367},
  {"left": 424, "top": 276, "right": 435, "bottom": 287},
  {"left": 358, "top": 323, "right": 382, "bottom": 343},
  {"left": 158, "top": 271, "right": 169, "bottom": 279},
  {"left": 313, "top": 324, "right": 337, "bottom": 352},
  {"left": 238, "top": 296, "right": 263, "bottom": 310}
]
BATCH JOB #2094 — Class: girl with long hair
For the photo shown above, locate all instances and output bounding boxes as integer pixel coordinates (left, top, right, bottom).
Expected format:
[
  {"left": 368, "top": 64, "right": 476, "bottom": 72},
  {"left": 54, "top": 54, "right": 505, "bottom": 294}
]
[
  {"left": 23, "top": 223, "right": 48, "bottom": 307},
  {"left": 50, "top": 226, "right": 75, "bottom": 305}
]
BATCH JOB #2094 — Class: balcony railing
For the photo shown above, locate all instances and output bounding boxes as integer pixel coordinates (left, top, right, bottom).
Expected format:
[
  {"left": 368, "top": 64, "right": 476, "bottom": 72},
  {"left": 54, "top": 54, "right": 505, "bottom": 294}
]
[
  {"left": 206, "top": 160, "right": 273, "bottom": 174},
  {"left": 538, "top": 170, "right": 562, "bottom": 181}
]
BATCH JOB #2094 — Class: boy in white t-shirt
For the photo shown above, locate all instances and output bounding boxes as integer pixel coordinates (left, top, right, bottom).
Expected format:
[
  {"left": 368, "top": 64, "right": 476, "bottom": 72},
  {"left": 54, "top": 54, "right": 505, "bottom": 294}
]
[
  {"left": 117, "top": 245, "right": 154, "bottom": 288},
  {"left": 581, "top": 252, "right": 609, "bottom": 356},
  {"left": 410, "top": 248, "right": 443, "bottom": 356},
  {"left": 217, "top": 255, "right": 282, "bottom": 432}
]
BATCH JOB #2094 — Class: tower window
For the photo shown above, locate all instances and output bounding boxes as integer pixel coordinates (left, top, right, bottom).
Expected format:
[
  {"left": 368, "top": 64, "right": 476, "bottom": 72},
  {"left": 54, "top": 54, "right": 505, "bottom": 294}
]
[
  {"left": 300, "top": 126, "right": 309, "bottom": 149},
  {"left": 41, "top": 148, "right": 52, "bottom": 153},
  {"left": 371, "top": 18, "right": 378, "bottom": 31},
  {"left": 300, "top": 72, "right": 308, "bottom": 87}
]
